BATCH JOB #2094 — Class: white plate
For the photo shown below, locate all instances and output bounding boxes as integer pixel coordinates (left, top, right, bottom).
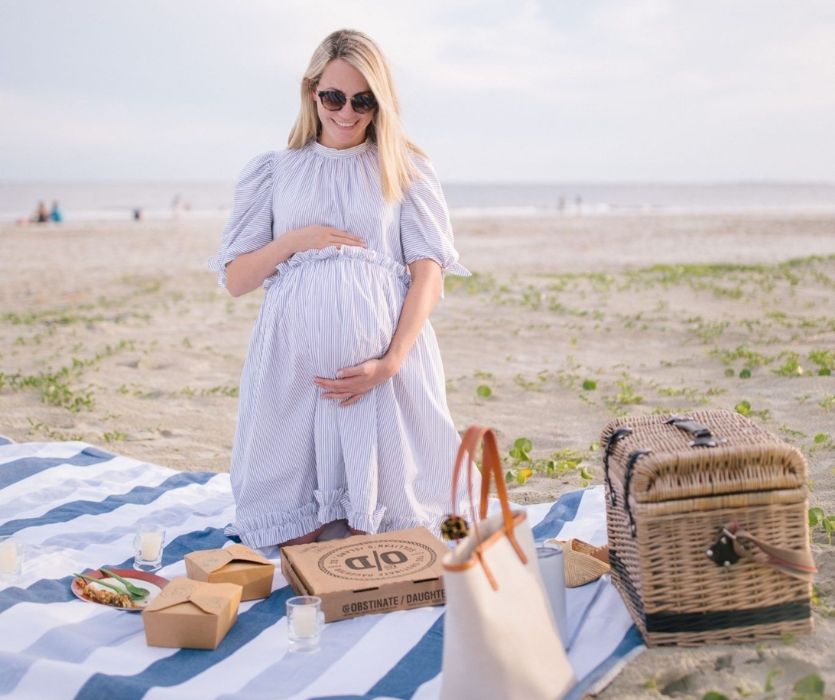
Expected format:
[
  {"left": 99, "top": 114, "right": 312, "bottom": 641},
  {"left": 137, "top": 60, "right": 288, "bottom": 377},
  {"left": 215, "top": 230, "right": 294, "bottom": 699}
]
[{"left": 71, "top": 568, "right": 168, "bottom": 612}]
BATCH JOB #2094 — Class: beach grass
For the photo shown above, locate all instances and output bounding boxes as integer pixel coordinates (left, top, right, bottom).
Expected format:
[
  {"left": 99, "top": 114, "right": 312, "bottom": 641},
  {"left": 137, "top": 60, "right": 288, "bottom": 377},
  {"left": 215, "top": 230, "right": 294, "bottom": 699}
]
[{"left": 1, "top": 213, "right": 834, "bottom": 698}]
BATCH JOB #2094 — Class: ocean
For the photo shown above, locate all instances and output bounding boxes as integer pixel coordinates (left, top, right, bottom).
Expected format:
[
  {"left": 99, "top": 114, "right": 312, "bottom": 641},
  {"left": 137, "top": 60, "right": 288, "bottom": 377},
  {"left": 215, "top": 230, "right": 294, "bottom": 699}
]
[{"left": 2, "top": 181, "right": 835, "bottom": 224}]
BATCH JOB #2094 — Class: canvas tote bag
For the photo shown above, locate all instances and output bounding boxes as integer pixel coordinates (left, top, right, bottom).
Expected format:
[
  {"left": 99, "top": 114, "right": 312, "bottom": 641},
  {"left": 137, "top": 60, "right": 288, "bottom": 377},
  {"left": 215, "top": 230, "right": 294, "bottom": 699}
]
[{"left": 440, "top": 426, "right": 575, "bottom": 700}]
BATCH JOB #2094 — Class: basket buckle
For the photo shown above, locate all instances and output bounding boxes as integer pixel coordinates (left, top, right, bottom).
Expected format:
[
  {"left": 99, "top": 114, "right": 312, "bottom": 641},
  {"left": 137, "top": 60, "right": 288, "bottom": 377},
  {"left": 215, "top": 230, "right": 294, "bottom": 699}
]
[{"left": 705, "top": 526, "right": 741, "bottom": 568}]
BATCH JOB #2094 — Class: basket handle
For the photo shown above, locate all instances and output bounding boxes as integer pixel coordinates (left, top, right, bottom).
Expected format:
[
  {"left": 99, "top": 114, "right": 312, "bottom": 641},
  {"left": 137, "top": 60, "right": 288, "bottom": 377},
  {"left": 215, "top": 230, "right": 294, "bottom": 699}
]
[
  {"left": 708, "top": 523, "right": 817, "bottom": 582},
  {"left": 623, "top": 449, "right": 651, "bottom": 537},
  {"left": 603, "top": 427, "right": 633, "bottom": 506},
  {"left": 665, "top": 416, "right": 724, "bottom": 448}
]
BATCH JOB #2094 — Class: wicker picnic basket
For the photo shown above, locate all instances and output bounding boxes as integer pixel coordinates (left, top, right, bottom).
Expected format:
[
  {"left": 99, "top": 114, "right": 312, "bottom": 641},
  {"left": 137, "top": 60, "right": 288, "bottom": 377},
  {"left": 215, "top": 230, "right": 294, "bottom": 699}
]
[{"left": 601, "top": 409, "right": 816, "bottom": 647}]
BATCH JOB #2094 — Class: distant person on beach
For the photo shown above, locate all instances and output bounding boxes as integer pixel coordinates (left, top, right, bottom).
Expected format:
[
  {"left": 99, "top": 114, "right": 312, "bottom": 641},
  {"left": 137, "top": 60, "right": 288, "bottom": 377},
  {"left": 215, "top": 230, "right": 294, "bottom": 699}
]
[
  {"left": 14, "top": 201, "right": 48, "bottom": 226},
  {"left": 210, "top": 29, "right": 470, "bottom": 549},
  {"left": 33, "top": 201, "right": 49, "bottom": 223},
  {"left": 133, "top": 208, "right": 143, "bottom": 221},
  {"left": 49, "top": 201, "right": 63, "bottom": 223}
]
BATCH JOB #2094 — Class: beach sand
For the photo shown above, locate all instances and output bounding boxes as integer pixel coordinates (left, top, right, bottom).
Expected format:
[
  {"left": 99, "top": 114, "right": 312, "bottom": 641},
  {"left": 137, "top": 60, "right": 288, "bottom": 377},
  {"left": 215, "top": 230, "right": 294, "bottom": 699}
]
[{"left": 2, "top": 212, "right": 834, "bottom": 698}]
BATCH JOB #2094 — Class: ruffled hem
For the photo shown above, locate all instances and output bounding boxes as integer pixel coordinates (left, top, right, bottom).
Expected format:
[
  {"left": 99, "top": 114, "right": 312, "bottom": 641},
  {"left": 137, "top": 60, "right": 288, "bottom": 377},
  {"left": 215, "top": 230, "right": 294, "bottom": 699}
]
[
  {"left": 233, "top": 503, "right": 322, "bottom": 549},
  {"left": 314, "top": 486, "right": 353, "bottom": 524},
  {"left": 403, "top": 256, "right": 471, "bottom": 299},
  {"left": 233, "top": 490, "right": 392, "bottom": 546},
  {"left": 438, "top": 259, "right": 471, "bottom": 278},
  {"left": 350, "top": 508, "right": 387, "bottom": 533},
  {"left": 263, "top": 245, "right": 471, "bottom": 295},
  {"left": 315, "top": 487, "right": 387, "bottom": 533},
  {"left": 265, "top": 245, "right": 411, "bottom": 289},
  {"left": 208, "top": 253, "right": 234, "bottom": 288}
]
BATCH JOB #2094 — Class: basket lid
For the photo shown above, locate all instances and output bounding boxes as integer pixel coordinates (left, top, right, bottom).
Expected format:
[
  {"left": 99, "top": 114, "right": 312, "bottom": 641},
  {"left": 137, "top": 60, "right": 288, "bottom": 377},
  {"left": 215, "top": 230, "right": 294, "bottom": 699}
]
[{"left": 600, "top": 409, "right": 807, "bottom": 503}]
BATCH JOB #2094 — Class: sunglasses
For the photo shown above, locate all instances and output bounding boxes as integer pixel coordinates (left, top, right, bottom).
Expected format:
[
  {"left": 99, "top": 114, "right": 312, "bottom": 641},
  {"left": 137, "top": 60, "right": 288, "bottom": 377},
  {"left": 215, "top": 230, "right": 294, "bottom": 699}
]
[{"left": 317, "top": 89, "right": 378, "bottom": 115}]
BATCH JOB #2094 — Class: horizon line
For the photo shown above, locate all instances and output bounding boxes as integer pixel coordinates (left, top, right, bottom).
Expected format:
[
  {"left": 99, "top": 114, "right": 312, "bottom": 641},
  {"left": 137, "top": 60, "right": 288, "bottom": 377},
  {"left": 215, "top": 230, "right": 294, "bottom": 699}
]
[{"left": 2, "top": 178, "right": 835, "bottom": 187}]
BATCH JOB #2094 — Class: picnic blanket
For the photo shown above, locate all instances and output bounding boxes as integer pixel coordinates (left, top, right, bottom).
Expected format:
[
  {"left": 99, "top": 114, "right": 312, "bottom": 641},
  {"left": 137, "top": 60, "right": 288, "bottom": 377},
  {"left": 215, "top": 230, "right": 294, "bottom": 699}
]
[{"left": 0, "top": 437, "right": 644, "bottom": 699}]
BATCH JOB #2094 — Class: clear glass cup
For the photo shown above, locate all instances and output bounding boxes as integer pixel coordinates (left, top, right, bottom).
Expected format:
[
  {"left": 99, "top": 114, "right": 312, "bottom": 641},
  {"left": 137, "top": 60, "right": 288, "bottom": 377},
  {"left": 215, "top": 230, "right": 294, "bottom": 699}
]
[
  {"left": 536, "top": 544, "right": 568, "bottom": 646},
  {"left": 133, "top": 524, "right": 165, "bottom": 572},
  {"left": 0, "top": 537, "right": 23, "bottom": 581},
  {"left": 286, "top": 595, "right": 325, "bottom": 653}
]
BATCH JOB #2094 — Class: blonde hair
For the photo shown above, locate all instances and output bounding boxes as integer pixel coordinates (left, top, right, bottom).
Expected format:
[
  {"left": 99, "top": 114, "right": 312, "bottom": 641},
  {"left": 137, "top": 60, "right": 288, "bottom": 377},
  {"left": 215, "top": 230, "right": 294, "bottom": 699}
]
[{"left": 288, "top": 29, "right": 425, "bottom": 202}]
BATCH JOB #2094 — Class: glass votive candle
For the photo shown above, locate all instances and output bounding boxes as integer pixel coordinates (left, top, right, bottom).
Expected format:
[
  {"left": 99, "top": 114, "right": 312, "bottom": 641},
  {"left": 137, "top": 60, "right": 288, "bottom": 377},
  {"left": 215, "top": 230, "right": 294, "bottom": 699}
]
[
  {"left": 0, "top": 537, "right": 23, "bottom": 581},
  {"left": 286, "top": 595, "right": 325, "bottom": 653},
  {"left": 536, "top": 544, "right": 568, "bottom": 646},
  {"left": 133, "top": 524, "right": 165, "bottom": 572}
]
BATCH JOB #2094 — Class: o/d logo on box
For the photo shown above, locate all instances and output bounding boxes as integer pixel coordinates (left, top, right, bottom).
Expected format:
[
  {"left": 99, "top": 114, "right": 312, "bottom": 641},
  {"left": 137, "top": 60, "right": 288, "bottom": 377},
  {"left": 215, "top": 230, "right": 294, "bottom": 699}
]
[{"left": 317, "top": 539, "right": 438, "bottom": 581}]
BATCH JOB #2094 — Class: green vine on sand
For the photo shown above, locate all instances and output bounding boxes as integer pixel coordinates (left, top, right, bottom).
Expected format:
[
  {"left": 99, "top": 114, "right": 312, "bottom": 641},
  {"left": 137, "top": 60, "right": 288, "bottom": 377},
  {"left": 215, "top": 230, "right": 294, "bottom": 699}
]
[
  {"left": 502, "top": 437, "right": 595, "bottom": 486},
  {"left": 0, "top": 340, "right": 134, "bottom": 412}
]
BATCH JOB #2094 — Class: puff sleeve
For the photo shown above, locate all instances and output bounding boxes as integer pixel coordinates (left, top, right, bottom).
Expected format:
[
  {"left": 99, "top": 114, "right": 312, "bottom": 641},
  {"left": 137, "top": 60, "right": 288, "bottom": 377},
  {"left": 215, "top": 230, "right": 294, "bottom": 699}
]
[
  {"left": 208, "top": 151, "right": 276, "bottom": 288},
  {"left": 400, "top": 156, "right": 470, "bottom": 284}
]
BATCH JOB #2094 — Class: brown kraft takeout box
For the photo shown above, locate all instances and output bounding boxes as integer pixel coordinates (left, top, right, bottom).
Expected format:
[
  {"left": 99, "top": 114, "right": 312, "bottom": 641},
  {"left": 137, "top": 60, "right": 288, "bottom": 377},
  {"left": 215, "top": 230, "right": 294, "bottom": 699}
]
[
  {"left": 281, "top": 527, "right": 448, "bottom": 622},
  {"left": 185, "top": 543, "right": 275, "bottom": 601},
  {"left": 143, "top": 577, "right": 242, "bottom": 649}
]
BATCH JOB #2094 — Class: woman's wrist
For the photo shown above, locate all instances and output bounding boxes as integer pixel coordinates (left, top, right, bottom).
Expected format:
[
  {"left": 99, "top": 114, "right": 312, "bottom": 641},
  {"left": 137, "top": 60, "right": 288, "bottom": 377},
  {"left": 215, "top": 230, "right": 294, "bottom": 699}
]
[
  {"left": 381, "top": 352, "right": 403, "bottom": 377},
  {"left": 270, "top": 234, "right": 297, "bottom": 260}
]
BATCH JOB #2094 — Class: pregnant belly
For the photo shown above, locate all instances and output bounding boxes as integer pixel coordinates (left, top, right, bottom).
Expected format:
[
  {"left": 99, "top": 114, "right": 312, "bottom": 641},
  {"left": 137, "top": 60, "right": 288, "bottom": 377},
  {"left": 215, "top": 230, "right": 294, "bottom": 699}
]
[{"left": 268, "top": 248, "right": 408, "bottom": 375}]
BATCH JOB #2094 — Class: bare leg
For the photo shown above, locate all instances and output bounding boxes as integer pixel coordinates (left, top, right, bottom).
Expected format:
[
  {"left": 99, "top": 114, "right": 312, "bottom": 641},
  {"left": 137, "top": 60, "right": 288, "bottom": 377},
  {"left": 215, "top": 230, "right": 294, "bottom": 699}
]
[
  {"left": 317, "top": 519, "right": 350, "bottom": 541},
  {"left": 278, "top": 525, "right": 325, "bottom": 549}
]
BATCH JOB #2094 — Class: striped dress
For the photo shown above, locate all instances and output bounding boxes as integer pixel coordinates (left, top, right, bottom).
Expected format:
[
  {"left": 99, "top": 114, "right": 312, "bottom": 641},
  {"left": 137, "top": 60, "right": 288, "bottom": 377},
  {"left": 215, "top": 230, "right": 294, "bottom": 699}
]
[{"left": 209, "top": 139, "right": 473, "bottom": 547}]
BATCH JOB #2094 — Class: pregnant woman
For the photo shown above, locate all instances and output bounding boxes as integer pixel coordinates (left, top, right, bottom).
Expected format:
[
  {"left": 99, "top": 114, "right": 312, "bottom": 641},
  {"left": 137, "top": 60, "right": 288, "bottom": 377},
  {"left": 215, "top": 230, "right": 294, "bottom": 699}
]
[{"left": 210, "top": 29, "right": 471, "bottom": 548}]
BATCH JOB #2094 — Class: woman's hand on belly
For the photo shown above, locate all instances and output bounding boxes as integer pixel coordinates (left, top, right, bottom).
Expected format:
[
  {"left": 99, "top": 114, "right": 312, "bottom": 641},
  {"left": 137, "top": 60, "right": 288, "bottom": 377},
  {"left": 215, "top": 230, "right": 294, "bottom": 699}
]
[
  {"left": 225, "top": 226, "right": 366, "bottom": 296},
  {"left": 283, "top": 225, "right": 366, "bottom": 254},
  {"left": 314, "top": 356, "right": 398, "bottom": 407}
]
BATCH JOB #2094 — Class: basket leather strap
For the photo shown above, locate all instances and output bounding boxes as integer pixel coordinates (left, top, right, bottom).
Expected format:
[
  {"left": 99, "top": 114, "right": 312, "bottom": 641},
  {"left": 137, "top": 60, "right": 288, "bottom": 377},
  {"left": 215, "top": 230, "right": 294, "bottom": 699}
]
[
  {"left": 666, "top": 416, "right": 724, "bottom": 448},
  {"left": 603, "top": 427, "right": 632, "bottom": 506},
  {"left": 726, "top": 526, "right": 817, "bottom": 582},
  {"left": 624, "top": 450, "right": 651, "bottom": 537}
]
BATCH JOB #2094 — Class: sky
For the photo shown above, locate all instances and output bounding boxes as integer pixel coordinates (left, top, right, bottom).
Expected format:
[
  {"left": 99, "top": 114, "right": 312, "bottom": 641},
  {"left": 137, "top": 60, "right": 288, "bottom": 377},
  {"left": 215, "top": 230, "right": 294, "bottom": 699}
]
[{"left": 2, "top": 0, "right": 834, "bottom": 183}]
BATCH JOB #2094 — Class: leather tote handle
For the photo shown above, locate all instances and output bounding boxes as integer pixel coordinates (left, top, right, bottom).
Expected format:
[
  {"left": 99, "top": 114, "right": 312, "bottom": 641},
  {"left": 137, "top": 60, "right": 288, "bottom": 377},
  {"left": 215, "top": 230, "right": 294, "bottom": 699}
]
[
  {"left": 451, "top": 426, "right": 516, "bottom": 539},
  {"left": 450, "top": 426, "right": 528, "bottom": 588},
  {"left": 450, "top": 426, "right": 484, "bottom": 531}
]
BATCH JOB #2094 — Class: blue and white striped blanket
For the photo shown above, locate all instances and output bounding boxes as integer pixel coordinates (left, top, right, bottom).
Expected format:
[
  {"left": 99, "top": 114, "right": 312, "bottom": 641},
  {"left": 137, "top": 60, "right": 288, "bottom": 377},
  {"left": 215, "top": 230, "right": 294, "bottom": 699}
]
[{"left": 0, "top": 437, "right": 643, "bottom": 699}]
